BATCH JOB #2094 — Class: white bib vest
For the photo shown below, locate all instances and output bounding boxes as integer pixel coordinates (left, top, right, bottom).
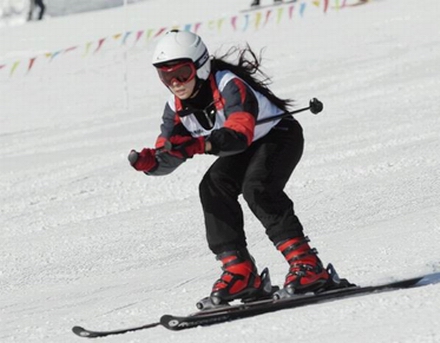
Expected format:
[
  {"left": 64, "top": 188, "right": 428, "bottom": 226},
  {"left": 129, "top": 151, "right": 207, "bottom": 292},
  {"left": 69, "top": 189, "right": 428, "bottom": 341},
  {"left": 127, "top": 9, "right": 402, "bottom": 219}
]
[{"left": 166, "top": 70, "right": 284, "bottom": 142}]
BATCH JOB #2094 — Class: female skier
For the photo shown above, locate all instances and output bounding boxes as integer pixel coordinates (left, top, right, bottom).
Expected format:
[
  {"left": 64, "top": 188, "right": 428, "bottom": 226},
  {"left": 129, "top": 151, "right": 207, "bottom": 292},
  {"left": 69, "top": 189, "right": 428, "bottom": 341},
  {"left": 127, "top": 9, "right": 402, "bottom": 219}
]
[{"left": 129, "top": 30, "right": 330, "bottom": 303}]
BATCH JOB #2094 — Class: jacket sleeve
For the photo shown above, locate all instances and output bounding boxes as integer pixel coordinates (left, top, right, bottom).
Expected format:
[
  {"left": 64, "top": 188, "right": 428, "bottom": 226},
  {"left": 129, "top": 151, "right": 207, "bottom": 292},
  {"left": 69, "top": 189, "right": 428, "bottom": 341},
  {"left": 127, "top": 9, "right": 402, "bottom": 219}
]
[
  {"left": 207, "top": 78, "right": 259, "bottom": 156},
  {"left": 145, "top": 103, "right": 189, "bottom": 176}
]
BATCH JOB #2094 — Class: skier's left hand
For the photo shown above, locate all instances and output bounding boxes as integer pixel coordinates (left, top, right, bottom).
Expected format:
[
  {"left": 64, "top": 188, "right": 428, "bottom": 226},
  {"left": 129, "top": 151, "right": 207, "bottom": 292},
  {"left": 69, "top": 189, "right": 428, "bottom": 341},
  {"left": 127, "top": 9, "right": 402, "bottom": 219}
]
[{"left": 166, "top": 135, "right": 205, "bottom": 159}]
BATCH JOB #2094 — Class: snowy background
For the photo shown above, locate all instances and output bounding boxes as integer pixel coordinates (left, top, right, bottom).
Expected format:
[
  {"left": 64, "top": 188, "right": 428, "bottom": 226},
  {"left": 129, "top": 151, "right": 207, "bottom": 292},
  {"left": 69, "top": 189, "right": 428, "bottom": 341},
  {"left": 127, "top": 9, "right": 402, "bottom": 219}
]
[
  {"left": 1, "top": 0, "right": 440, "bottom": 342},
  {"left": 0, "top": 0, "right": 151, "bottom": 27}
]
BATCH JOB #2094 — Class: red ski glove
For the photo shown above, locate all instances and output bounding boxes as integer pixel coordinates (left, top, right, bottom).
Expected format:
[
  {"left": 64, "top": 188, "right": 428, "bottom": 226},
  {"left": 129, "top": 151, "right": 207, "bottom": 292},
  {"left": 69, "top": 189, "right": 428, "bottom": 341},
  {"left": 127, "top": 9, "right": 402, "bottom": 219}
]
[
  {"left": 166, "top": 135, "right": 205, "bottom": 159},
  {"left": 128, "top": 148, "right": 157, "bottom": 172}
]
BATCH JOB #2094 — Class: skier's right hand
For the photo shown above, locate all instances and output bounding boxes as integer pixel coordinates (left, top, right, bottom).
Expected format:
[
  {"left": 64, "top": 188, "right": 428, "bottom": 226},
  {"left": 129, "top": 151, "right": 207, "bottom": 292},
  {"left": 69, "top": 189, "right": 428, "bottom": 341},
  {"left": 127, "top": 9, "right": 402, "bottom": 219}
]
[{"left": 128, "top": 148, "right": 157, "bottom": 172}]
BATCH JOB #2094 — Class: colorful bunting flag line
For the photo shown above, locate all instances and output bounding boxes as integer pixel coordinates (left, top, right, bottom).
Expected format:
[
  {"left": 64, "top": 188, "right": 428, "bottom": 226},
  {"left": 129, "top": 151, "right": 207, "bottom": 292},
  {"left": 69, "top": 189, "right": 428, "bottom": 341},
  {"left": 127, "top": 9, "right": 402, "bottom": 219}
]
[{"left": 0, "top": 0, "right": 368, "bottom": 78}]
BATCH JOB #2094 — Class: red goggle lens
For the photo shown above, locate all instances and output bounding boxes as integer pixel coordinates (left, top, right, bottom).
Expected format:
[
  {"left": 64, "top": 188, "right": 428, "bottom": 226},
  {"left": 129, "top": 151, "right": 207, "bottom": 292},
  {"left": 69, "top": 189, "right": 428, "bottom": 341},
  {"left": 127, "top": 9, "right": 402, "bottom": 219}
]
[{"left": 157, "top": 62, "right": 197, "bottom": 86}]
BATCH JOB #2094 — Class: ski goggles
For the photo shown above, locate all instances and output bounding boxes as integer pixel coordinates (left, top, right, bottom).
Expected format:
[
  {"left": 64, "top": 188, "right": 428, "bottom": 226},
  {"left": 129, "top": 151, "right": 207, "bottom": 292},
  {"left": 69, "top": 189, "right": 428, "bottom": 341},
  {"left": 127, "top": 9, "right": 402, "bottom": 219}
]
[{"left": 156, "top": 61, "right": 197, "bottom": 86}]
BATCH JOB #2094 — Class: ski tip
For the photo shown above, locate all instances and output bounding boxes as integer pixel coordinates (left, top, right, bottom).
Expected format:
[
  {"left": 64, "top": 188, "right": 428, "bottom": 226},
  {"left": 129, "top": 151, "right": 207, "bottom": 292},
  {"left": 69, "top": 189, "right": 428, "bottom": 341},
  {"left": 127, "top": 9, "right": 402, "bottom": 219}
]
[{"left": 72, "top": 326, "right": 92, "bottom": 337}]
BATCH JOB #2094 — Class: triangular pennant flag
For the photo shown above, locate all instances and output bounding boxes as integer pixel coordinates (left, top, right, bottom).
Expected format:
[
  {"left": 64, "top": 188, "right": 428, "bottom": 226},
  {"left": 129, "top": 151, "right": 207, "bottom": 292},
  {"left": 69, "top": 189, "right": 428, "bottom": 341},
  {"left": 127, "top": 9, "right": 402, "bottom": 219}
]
[
  {"left": 10, "top": 61, "right": 20, "bottom": 76},
  {"left": 264, "top": 9, "right": 272, "bottom": 26},
  {"left": 208, "top": 20, "right": 215, "bottom": 31},
  {"left": 255, "top": 12, "right": 262, "bottom": 29},
  {"left": 217, "top": 18, "right": 225, "bottom": 31},
  {"left": 27, "top": 57, "right": 37, "bottom": 73},
  {"left": 84, "top": 42, "right": 93, "bottom": 56},
  {"left": 194, "top": 22, "right": 202, "bottom": 33},
  {"left": 300, "top": 3, "right": 306, "bottom": 16},
  {"left": 94, "top": 38, "right": 106, "bottom": 52},
  {"left": 146, "top": 29, "right": 155, "bottom": 41},
  {"left": 64, "top": 46, "right": 78, "bottom": 53},
  {"left": 242, "top": 14, "right": 250, "bottom": 31},
  {"left": 289, "top": 5, "right": 295, "bottom": 19},
  {"left": 50, "top": 51, "right": 62, "bottom": 60},
  {"left": 154, "top": 27, "right": 167, "bottom": 38},
  {"left": 135, "top": 30, "right": 144, "bottom": 44},
  {"left": 113, "top": 33, "right": 122, "bottom": 40},
  {"left": 276, "top": 7, "right": 284, "bottom": 24},
  {"left": 122, "top": 32, "right": 132, "bottom": 45},
  {"left": 324, "top": 0, "right": 329, "bottom": 12},
  {"left": 231, "top": 16, "right": 238, "bottom": 31}
]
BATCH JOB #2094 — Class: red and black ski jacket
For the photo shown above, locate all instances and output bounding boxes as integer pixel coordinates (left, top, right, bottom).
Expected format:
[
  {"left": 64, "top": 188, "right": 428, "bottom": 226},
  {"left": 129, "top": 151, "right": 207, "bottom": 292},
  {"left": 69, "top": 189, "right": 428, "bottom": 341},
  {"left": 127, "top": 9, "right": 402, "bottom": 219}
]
[{"left": 148, "top": 70, "right": 284, "bottom": 176}]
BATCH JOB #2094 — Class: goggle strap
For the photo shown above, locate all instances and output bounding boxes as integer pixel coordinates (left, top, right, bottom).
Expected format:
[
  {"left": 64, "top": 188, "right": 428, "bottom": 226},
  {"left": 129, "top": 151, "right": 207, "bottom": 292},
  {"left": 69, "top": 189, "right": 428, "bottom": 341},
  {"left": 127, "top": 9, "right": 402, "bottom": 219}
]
[{"left": 194, "top": 48, "right": 209, "bottom": 69}]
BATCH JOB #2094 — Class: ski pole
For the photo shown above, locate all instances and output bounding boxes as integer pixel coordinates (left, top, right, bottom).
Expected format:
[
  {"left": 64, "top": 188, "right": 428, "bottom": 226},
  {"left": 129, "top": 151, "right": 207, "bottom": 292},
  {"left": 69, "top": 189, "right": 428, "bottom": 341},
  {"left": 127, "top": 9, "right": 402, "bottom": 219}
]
[
  {"left": 129, "top": 98, "right": 324, "bottom": 162},
  {"left": 159, "top": 98, "right": 323, "bottom": 151},
  {"left": 256, "top": 97, "right": 323, "bottom": 125}
]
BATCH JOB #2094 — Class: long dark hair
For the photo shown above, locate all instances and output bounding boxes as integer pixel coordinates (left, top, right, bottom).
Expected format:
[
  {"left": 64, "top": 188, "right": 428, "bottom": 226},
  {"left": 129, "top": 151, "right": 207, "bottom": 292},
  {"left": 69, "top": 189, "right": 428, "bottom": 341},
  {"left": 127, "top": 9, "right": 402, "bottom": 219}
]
[{"left": 211, "top": 45, "right": 293, "bottom": 112}]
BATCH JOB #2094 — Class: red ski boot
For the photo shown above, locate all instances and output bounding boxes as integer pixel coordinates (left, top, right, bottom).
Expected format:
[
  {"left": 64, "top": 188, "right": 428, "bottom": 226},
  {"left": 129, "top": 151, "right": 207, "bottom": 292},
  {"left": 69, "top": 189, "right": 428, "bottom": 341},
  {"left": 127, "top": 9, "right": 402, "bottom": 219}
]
[
  {"left": 210, "top": 250, "right": 262, "bottom": 304},
  {"left": 277, "top": 236, "right": 329, "bottom": 294}
]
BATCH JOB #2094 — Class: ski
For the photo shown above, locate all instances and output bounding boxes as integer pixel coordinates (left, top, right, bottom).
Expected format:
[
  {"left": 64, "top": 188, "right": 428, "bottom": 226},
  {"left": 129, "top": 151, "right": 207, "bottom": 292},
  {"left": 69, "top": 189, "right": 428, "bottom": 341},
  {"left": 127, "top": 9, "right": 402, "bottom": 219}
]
[
  {"left": 160, "top": 274, "right": 425, "bottom": 330},
  {"left": 72, "top": 272, "right": 437, "bottom": 337},
  {"left": 72, "top": 322, "right": 160, "bottom": 338}
]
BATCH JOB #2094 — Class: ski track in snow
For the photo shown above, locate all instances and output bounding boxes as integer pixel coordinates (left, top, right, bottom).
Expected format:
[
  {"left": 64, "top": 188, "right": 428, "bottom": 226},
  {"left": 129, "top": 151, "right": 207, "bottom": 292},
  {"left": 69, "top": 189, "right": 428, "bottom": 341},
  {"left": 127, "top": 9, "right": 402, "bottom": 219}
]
[{"left": 1, "top": 0, "right": 440, "bottom": 342}]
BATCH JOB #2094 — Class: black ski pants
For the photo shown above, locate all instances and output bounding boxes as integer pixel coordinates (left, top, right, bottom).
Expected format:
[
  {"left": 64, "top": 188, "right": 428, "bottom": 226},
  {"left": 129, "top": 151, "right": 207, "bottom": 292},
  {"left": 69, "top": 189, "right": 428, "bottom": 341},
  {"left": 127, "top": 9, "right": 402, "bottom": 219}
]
[{"left": 199, "top": 118, "right": 305, "bottom": 254}]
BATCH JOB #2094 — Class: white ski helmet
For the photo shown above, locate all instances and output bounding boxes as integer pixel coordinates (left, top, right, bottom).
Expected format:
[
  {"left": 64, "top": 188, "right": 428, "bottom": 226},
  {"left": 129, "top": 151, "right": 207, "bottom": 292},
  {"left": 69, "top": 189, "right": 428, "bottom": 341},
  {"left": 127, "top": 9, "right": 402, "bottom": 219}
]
[{"left": 152, "top": 30, "right": 211, "bottom": 81}]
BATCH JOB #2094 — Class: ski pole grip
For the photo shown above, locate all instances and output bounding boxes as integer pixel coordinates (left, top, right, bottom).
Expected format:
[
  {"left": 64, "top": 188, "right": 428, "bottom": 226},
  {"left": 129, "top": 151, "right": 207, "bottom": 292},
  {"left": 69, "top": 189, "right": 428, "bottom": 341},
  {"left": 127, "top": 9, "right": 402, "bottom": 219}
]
[
  {"left": 128, "top": 150, "right": 139, "bottom": 166},
  {"left": 309, "top": 98, "right": 323, "bottom": 114}
]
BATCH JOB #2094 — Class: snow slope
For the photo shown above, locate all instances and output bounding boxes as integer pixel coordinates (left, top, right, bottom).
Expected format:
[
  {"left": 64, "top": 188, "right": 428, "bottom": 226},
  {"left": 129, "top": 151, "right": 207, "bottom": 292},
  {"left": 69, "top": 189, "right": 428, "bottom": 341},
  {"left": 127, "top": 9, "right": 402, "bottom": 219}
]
[
  {"left": 1, "top": 0, "right": 440, "bottom": 342},
  {"left": 0, "top": 0, "right": 152, "bottom": 28}
]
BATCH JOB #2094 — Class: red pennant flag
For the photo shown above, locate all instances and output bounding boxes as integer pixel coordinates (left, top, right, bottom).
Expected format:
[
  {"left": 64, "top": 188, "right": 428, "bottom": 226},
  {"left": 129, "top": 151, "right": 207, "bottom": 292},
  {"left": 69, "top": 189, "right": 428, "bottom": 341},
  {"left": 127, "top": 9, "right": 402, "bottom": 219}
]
[
  {"left": 154, "top": 27, "right": 167, "bottom": 38},
  {"left": 27, "top": 57, "right": 37, "bottom": 72},
  {"left": 64, "top": 46, "right": 78, "bottom": 53},
  {"left": 264, "top": 10, "right": 272, "bottom": 26},
  {"left": 324, "top": 0, "right": 329, "bottom": 13},
  {"left": 289, "top": 5, "right": 294, "bottom": 19},
  {"left": 194, "top": 22, "right": 202, "bottom": 33},
  {"left": 135, "top": 30, "right": 144, "bottom": 44},
  {"left": 94, "top": 38, "right": 106, "bottom": 53},
  {"left": 231, "top": 16, "right": 238, "bottom": 31}
]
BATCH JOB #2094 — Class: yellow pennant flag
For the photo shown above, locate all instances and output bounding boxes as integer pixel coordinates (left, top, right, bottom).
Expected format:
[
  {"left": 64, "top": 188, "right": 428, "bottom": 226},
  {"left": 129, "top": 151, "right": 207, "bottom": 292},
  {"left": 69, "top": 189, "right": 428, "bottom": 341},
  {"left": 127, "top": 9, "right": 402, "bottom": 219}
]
[
  {"left": 255, "top": 12, "right": 262, "bottom": 29},
  {"left": 277, "top": 8, "right": 284, "bottom": 24},
  {"left": 217, "top": 18, "right": 225, "bottom": 31},
  {"left": 208, "top": 20, "right": 215, "bottom": 31},
  {"left": 10, "top": 61, "right": 20, "bottom": 76},
  {"left": 146, "top": 29, "right": 155, "bottom": 42},
  {"left": 84, "top": 42, "right": 93, "bottom": 56}
]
